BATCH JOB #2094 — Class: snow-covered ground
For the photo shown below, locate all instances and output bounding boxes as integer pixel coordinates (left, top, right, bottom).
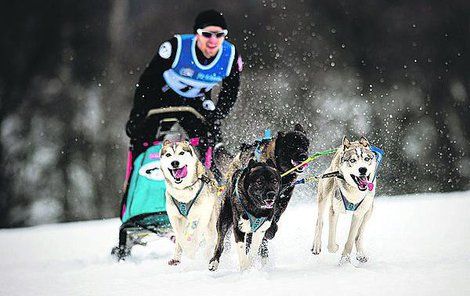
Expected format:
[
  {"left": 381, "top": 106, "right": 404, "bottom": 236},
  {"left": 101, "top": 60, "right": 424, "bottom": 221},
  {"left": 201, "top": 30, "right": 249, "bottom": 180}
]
[{"left": 1, "top": 191, "right": 470, "bottom": 296}]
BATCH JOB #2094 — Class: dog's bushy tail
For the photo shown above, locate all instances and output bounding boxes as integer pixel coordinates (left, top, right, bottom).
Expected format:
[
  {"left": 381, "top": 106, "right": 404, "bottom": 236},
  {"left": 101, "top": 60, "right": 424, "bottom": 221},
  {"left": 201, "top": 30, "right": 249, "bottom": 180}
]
[{"left": 213, "top": 144, "right": 234, "bottom": 176}]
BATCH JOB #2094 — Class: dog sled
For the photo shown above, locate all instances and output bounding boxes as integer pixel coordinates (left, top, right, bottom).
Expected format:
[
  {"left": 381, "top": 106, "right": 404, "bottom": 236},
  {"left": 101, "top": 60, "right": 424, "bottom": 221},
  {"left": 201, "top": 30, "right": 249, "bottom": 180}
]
[{"left": 111, "top": 106, "right": 215, "bottom": 261}]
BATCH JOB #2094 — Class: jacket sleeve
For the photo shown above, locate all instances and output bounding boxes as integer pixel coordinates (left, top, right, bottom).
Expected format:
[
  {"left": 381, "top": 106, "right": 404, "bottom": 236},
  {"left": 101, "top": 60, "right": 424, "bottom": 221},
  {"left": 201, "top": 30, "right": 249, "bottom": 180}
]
[
  {"left": 213, "top": 48, "right": 242, "bottom": 121},
  {"left": 125, "top": 37, "right": 177, "bottom": 139}
]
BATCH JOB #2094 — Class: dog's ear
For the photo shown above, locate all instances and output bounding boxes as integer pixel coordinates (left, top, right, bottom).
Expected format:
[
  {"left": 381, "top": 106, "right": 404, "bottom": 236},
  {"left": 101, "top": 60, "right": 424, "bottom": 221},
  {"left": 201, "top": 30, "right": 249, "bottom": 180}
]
[
  {"left": 342, "top": 136, "right": 351, "bottom": 150},
  {"left": 266, "top": 159, "right": 276, "bottom": 168},
  {"left": 277, "top": 131, "right": 285, "bottom": 139},
  {"left": 186, "top": 143, "right": 197, "bottom": 156},
  {"left": 163, "top": 139, "right": 171, "bottom": 147},
  {"left": 248, "top": 159, "right": 257, "bottom": 169},
  {"left": 294, "top": 123, "right": 306, "bottom": 134},
  {"left": 359, "top": 136, "right": 370, "bottom": 147},
  {"left": 160, "top": 141, "right": 170, "bottom": 157}
]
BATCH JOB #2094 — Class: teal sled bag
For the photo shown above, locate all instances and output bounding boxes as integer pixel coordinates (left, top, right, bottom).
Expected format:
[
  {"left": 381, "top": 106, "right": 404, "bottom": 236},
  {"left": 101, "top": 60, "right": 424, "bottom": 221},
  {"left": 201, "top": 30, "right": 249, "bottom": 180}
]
[{"left": 121, "top": 144, "right": 169, "bottom": 225}]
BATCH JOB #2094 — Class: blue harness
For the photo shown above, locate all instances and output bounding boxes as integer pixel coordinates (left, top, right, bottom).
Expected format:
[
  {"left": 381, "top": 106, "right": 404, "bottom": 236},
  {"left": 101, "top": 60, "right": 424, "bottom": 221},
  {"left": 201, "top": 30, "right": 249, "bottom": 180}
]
[
  {"left": 170, "top": 181, "right": 205, "bottom": 217},
  {"left": 234, "top": 172, "right": 269, "bottom": 232},
  {"left": 370, "top": 146, "right": 384, "bottom": 183},
  {"left": 338, "top": 189, "right": 365, "bottom": 211}
]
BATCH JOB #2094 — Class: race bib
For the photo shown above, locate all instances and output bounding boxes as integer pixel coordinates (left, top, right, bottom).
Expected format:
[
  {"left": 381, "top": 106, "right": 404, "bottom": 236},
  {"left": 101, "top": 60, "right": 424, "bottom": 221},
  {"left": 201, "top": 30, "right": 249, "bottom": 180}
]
[{"left": 163, "top": 69, "right": 218, "bottom": 98}]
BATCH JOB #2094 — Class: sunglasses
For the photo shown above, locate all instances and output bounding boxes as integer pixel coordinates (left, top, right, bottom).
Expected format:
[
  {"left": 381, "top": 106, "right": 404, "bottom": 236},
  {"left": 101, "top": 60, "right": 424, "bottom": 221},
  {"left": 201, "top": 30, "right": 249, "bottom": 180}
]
[{"left": 196, "top": 29, "right": 228, "bottom": 39}]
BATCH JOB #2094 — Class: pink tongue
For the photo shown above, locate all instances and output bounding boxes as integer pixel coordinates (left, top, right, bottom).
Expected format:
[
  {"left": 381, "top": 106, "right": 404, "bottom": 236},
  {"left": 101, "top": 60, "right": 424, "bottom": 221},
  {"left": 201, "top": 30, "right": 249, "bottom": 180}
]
[
  {"left": 174, "top": 166, "right": 187, "bottom": 178},
  {"left": 359, "top": 178, "right": 374, "bottom": 191}
]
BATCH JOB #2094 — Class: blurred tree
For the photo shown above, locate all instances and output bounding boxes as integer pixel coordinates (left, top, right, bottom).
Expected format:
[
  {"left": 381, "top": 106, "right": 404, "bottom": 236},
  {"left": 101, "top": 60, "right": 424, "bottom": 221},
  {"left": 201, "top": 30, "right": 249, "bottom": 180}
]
[{"left": 0, "top": 0, "right": 468, "bottom": 227}]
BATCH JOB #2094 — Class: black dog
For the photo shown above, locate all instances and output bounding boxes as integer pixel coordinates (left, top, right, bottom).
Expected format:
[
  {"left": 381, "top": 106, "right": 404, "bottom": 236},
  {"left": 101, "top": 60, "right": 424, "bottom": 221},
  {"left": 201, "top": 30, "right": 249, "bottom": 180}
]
[
  {"left": 233, "top": 124, "right": 309, "bottom": 240},
  {"left": 208, "top": 159, "right": 281, "bottom": 271},
  {"left": 265, "top": 124, "right": 310, "bottom": 240}
]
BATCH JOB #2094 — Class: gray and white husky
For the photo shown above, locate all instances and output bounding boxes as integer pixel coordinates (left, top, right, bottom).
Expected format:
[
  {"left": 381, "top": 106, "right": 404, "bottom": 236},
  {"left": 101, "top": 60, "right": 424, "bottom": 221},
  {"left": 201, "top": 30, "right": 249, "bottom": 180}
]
[{"left": 312, "top": 136, "right": 378, "bottom": 264}]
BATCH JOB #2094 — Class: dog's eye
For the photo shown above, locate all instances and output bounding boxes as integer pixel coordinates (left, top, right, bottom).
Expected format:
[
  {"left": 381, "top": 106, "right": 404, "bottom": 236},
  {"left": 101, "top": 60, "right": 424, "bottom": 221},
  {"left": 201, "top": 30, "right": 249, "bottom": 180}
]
[
  {"left": 165, "top": 153, "right": 171, "bottom": 157},
  {"left": 179, "top": 151, "right": 185, "bottom": 155},
  {"left": 364, "top": 157, "right": 371, "bottom": 162},
  {"left": 349, "top": 158, "right": 356, "bottom": 163}
]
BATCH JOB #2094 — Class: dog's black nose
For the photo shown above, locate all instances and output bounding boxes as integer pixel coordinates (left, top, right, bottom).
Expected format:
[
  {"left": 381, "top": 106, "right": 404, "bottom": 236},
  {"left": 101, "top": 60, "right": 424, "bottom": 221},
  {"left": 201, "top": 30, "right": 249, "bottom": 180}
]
[
  {"left": 359, "top": 167, "right": 367, "bottom": 175},
  {"left": 171, "top": 161, "right": 180, "bottom": 168},
  {"left": 266, "top": 191, "right": 276, "bottom": 200}
]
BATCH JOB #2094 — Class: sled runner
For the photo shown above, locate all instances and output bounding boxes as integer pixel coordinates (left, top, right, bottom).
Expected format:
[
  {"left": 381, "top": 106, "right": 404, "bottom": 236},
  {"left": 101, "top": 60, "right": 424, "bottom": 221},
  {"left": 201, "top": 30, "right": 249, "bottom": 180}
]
[{"left": 112, "top": 106, "right": 214, "bottom": 261}]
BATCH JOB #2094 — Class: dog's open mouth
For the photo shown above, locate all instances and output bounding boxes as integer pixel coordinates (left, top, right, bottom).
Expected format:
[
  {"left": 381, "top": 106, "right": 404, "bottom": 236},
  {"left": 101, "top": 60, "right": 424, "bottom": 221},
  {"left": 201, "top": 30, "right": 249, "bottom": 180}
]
[
  {"left": 264, "top": 199, "right": 275, "bottom": 209},
  {"left": 351, "top": 174, "right": 371, "bottom": 191},
  {"left": 169, "top": 165, "right": 188, "bottom": 184},
  {"left": 291, "top": 159, "right": 307, "bottom": 173}
]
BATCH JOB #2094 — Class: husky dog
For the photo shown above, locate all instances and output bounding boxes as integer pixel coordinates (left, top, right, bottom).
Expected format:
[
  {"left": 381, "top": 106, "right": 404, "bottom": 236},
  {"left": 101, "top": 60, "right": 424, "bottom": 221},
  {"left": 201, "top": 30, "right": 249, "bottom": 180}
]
[
  {"left": 160, "top": 140, "right": 220, "bottom": 265},
  {"left": 311, "top": 136, "right": 377, "bottom": 264},
  {"left": 208, "top": 159, "right": 282, "bottom": 271}
]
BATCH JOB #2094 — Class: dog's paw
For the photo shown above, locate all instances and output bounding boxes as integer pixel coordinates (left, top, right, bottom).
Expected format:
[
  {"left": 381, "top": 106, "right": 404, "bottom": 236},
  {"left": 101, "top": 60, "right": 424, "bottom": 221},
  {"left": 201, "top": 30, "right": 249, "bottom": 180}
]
[
  {"left": 239, "top": 262, "right": 251, "bottom": 272},
  {"left": 338, "top": 254, "right": 351, "bottom": 266},
  {"left": 311, "top": 241, "right": 321, "bottom": 255},
  {"left": 168, "top": 259, "right": 181, "bottom": 266},
  {"left": 258, "top": 240, "right": 269, "bottom": 258},
  {"left": 208, "top": 259, "right": 219, "bottom": 271},
  {"left": 111, "top": 246, "right": 130, "bottom": 261},
  {"left": 327, "top": 243, "right": 339, "bottom": 253},
  {"left": 356, "top": 254, "right": 369, "bottom": 263},
  {"left": 264, "top": 223, "right": 278, "bottom": 240},
  {"left": 260, "top": 255, "right": 270, "bottom": 267}
]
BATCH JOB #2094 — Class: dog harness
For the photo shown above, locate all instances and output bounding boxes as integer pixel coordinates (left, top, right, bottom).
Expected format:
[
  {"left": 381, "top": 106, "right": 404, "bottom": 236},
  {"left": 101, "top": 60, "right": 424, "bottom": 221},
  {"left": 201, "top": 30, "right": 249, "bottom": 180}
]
[
  {"left": 234, "top": 172, "right": 269, "bottom": 232},
  {"left": 370, "top": 146, "right": 384, "bottom": 184},
  {"left": 337, "top": 188, "right": 365, "bottom": 211},
  {"left": 170, "top": 181, "right": 205, "bottom": 217}
]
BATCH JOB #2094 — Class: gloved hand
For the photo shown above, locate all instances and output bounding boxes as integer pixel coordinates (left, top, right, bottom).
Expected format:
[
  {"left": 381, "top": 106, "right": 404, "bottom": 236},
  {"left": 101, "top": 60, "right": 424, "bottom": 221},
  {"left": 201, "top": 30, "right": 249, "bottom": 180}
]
[
  {"left": 125, "top": 120, "right": 136, "bottom": 138},
  {"left": 125, "top": 117, "right": 146, "bottom": 139}
]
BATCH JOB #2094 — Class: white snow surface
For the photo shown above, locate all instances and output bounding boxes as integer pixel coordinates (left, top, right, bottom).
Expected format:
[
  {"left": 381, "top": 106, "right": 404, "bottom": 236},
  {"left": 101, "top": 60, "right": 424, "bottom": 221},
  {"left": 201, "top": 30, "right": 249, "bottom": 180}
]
[{"left": 1, "top": 191, "right": 470, "bottom": 296}]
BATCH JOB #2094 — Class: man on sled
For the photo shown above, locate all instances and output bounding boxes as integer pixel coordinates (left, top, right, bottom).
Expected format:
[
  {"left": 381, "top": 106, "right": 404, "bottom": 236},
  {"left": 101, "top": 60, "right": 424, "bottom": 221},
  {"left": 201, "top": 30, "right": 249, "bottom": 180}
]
[{"left": 112, "top": 9, "right": 242, "bottom": 260}]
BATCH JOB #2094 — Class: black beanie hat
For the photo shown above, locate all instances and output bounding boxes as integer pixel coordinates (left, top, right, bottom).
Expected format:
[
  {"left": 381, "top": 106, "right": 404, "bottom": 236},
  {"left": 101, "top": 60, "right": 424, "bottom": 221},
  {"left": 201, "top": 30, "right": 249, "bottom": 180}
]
[{"left": 193, "top": 9, "right": 227, "bottom": 33}]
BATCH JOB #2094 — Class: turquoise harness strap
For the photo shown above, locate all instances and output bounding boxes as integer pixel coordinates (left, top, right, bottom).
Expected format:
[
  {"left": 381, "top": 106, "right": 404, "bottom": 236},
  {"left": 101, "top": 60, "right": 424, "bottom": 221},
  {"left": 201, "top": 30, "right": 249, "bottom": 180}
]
[
  {"left": 246, "top": 213, "right": 268, "bottom": 232},
  {"left": 370, "top": 146, "right": 384, "bottom": 183},
  {"left": 234, "top": 172, "right": 268, "bottom": 232},
  {"left": 254, "top": 146, "right": 262, "bottom": 162},
  {"left": 170, "top": 181, "right": 205, "bottom": 217},
  {"left": 338, "top": 189, "right": 365, "bottom": 211}
]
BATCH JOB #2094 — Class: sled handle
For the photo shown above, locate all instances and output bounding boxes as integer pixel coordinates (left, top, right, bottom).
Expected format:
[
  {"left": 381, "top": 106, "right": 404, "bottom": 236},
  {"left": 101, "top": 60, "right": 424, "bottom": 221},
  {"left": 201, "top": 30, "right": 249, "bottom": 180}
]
[{"left": 147, "top": 107, "right": 207, "bottom": 123}]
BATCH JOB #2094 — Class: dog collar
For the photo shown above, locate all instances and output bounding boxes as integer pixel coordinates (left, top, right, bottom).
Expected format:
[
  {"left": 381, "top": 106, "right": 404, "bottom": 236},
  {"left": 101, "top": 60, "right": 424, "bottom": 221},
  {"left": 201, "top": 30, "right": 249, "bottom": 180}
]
[
  {"left": 170, "top": 181, "right": 205, "bottom": 217},
  {"left": 234, "top": 171, "right": 269, "bottom": 232}
]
